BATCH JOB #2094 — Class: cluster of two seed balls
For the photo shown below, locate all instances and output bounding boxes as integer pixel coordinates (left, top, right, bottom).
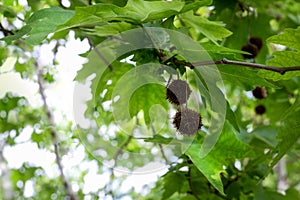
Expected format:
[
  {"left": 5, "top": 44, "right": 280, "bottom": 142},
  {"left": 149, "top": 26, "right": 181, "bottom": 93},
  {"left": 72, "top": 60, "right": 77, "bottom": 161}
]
[
  {"left": 166, "top": 80, "right": 202, "bottom": 136},
  {"left": 252, "top": 86, "right": 267, "bottom": 115},
  {"left": 241, "top": 37, "right": 263, "bottom": 59},
  {"left": 241, "top": 37, "right": 267, "bottom": 114}
]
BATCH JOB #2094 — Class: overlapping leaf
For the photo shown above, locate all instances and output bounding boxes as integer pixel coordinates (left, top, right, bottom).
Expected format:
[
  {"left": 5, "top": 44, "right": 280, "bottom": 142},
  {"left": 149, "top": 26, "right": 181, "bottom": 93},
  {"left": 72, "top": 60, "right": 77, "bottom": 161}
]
[
  {"left": 186, "top": 122, "right": 253, "bottom": 195},
  {"left": 259, "top": 27, "right": 300, "bottom": 80},
  {"left": 59, "top": 0, "right": 185, "bottom": 30},
  {"left": 1, "top": 7, "right": 74, "bottom": 44},
  {"left": 271, "top": 111, "right": 300, "bottom": 167},
  {"left": 180, "top": 11, "right": 232, "bottom": 44}
]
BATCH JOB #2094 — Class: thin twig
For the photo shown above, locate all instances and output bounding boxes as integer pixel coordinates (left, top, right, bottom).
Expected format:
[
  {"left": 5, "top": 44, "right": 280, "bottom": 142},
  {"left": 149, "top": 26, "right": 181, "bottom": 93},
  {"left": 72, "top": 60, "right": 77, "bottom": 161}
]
[
  {"left": 106, "top": 135, "right": 133, "bottom": 199},
  {"left": 35, "top": 62, "right": 78, "bottom": 200},
  {"left": 52, "top": 40, "right": 61, "bottom": 65},
  {"left": 87, "top": 37, "right": 114, "bottom": 71},
  {"left": 113, "top": 135, "right": 133, "bottom": 162},
  {"left": 151, "top": 125, "right": 168, "bottom": 164},
  {"left": 192, "top": 58, "right": 300, "bottom": 75},
  {"left": 186, "top": 167, "right": 200, "bottom": 200},
  {"left": 0, "top": 23, "right": 14, "bottom": 36},
  {"left": 93, "top": 46, "right": 114, "bottom": 71}
]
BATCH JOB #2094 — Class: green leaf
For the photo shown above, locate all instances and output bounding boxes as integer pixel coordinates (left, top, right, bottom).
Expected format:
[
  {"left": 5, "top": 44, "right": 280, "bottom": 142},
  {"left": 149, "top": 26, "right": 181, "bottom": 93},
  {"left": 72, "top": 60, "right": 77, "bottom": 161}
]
[
  {"left": 0, "top": 4, "right": 17, "bottom": 18},
  {"left": 26, "top": 7, "right": 74, "bottom": 44},
  {"left": 10, "top": 163, "right": 43, "bottom": 188},
  {"left": 201, "top": 42, "right": 247, "bottom": 58},
  {"left": 213, "top": 3, "right": 274, "bottom": 63},
  {"left": 180, "top": 11, "right": 232, "bottom": 44},
  {"left": 259, "top": 27, "right": 300, "bottom": 81},
  {"left": 186, "top": 122, "right": 253, "bottom": 195},
  {"left": 14, "top": 58, "right": 35, "bottom": 78},
  {"left": 1, "top": 25, "right": 32, "bottom": 43},
  {"left": 218, "top": 65, "right": 278, "bottom": 90},
  {"left": 3, "top": 0, "right": 14, "bottom": 6},
  {"left": 86, "top": 22, "right": 134, "bottom": 36},
  {"left": 129, "top": 84, "right": 167, "bottom": 124},
  {"left": 271, "top": 111, "right": 300, "bottom": 167},
  {"left": 162, "top": 171, "right": 186, "bottom": 199},
  {"left": 4, "top": 7, "right": 74, "bottom": 45},
  {"left": 226, "top": 101, "right": 240, "bottom": 132},
  {"left": 27, "top": 0, "right": 41, "bottom": 11},
  {"left": 180, "top": 0, "right": 213, "bottom": 13},
  {"left": 95, "top": 62, "right": 134, "bottom": 103},
  {"left": 250, "top": 126, "right": 278, "bottom": 148},
  {"left": 75, "top": 40, "right": 120, "bottom": 108},
  {"left": 111, "top": 63, "right": 167, "bottom": 125},
  {"left": 0, "top": 45, "right": 8, "bottom": 66},
  {"left": 285, "top": 188, "right": 300, "bottom": 200},
  {"left": 260, "top": 51, "right": 300, "bottom": 81},
  {"left": 59, "top": 0, "right": 185, "bottom": 30},
  {"left": 282, "top": 94, "right": 300, "bottom": 119},
  {"left": 264, "top": 90, "right": 291, "bottom": 124},
  {"left": 254, "top": 186, "right": 285, "bottom": 200},
  {"left": 225, "top": 182, "right": 241, "bottom": 200},
  {"left": 191, "top": 65, "right": 228, "bottom": 157},
  {"left": 268, "top": 27, "right": 300, "bottom": 51}
]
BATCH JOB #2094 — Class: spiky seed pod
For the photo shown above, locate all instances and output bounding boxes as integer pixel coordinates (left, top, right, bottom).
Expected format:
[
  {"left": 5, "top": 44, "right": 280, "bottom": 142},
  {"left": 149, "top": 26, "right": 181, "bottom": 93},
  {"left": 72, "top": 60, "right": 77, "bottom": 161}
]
[
  {"left": 255, "top": 104, "right": 266, "bottom": 115},
  {"left": 249, "top": 36, "right": 263, "bottom": 51},
  {"left": 241, "top": 43, "right": 259, "bottom": 59},
  {"left": 166, "top": 80, "right": 192, "bottom": 105},
  {"left": 252, "top": 86, "right": 267, "bottom": 99},
  {"left": 173, "top": 108, "right": 202, "bottom": 136}
]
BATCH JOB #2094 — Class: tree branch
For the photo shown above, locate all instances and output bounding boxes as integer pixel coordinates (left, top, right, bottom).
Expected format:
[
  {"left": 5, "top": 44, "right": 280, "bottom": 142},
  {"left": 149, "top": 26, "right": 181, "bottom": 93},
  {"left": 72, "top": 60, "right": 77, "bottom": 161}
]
[
  {"left": 35, "top": 62, "right": 78, "bottom": 200},
  {"left": 87, "top": 38, "right": 114, "bottom": 71},
  {"left": 151, "top": 125, "right": 169, "bottom": 164},
  {"left": 0, "top": 23, "right": 14, "bottom": 36},
  {"left": 275, "top": 157, "right": 288, "bottom": 194},
  {"left": 113, "top": 135, "right": 133, "bottom": 163},
  {"left": 192, "top": 58, "right": 300, "bottom": 75}
]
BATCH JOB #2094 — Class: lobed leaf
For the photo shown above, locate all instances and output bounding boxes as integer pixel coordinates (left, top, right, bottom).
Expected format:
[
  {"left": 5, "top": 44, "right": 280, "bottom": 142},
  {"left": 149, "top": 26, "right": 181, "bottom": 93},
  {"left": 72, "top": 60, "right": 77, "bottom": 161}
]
[
  {"left": 59, "top": 0, "right": 185, "bottom": 30},
  {"left": 180, "top": 11, "right": 232, "bottom": 44},
  {"left": 1, "top": 7, "right": 74, "bottom": 44},
  {"left": 186, "top": 122, "right": 253, "bottom": 195},
  {"left": 267, "top": 27, "right": 300, "bottom": 51},
  {"left": 259, "top": 27, "right": 300, "bottom": 80}
]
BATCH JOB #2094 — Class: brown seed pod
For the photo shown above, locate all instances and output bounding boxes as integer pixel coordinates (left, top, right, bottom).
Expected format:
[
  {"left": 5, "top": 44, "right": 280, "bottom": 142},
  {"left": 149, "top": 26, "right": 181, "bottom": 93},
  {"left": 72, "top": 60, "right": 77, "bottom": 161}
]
[
  {"left": 255, "top": 104, "right": 266, "bottom": 115},
  {"left": 173, "top": 108, "right": 202, "bottom": 136},
  {"left": 166, "top": 80, "right": 192, "bottom": 105},
  {"left": 249, "top": 36, "right": 263, "bottom": 51},
  {"left": 252, "top": 86, "right": 267, "bottom": 99},
  {"left": 241, "top": 43, "right": 258, "bottom": 59}
]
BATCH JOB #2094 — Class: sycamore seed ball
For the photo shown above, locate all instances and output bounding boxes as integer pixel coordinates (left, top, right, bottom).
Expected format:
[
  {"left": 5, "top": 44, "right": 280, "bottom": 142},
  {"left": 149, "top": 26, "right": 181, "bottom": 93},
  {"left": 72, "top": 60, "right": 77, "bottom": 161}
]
[
  {"left": 173, "top": 108, "right": 202, "bottom": 136},
  {"left": 166, "top": 80, "right": 192, "bottom": 105}
]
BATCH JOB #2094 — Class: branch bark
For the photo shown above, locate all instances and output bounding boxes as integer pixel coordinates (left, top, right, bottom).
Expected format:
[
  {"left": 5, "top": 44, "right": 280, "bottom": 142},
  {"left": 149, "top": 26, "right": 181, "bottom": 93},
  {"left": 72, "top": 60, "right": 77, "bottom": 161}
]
[
  {"left": 87, "top": 37, "right": 114, "bottom": 71},
  {"left": 275, "top": 157, "right": 288, "bottom": 194},
  {"left": 192, "top": 58, "right": 300, "bottom": 75},
  {"left": 151, "top": 125, "right": 168, "bottom": 164},
  {"left": 0, "top": 23, "right": 14, "bottom": 36},
  {"left": 35, "top": 62, "right": 78, "bottom": 200}
]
